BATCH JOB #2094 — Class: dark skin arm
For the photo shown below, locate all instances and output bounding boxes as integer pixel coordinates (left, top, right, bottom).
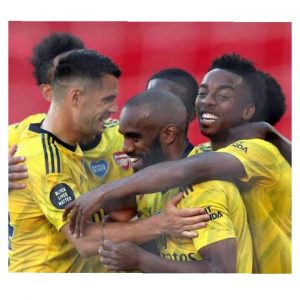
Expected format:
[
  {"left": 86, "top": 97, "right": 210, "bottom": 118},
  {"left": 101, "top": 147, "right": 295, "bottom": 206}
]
[
  {"left": 63, "top": 122, "right": 291, "bottom": 236},
  {"left": 99, "top": 238, "right": 236, "bottom": 273},
  {"left": 63, "top": 151, "right": 244, "bottom": 235}
]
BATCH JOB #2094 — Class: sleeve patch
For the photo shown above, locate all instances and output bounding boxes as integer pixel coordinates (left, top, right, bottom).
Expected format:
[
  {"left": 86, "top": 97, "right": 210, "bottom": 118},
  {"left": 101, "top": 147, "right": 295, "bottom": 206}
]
[{"left": 50, "top": 183, "right": 75, "bottom": 209}]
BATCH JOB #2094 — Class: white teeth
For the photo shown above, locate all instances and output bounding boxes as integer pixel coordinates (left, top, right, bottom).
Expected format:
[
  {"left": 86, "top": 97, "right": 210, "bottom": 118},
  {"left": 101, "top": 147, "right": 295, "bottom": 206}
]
[
  {"left": 202, "top": 113, "right": 219, "bottom": 120},
  {"left": 130, "top": 157, "right": 140, "bottom": 163}
]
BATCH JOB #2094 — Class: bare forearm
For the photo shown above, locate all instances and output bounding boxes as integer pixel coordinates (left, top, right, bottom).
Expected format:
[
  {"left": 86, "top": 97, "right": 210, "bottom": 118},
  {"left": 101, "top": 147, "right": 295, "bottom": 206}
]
[
  {"left": 104, "top": 215, "right": 162, "bottom": 244},
  {"left": 62, "top": 223, "right": 102, "bottom": 257},
  {"left": 99, "top": 152, "right": 243, "bottom": 206},
  {"left": 64, "top": 215, "right": 163, "bottom": 256}
]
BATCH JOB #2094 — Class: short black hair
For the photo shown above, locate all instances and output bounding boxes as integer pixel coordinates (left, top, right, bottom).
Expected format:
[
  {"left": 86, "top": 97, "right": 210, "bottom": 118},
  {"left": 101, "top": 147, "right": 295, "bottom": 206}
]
[
  {"left": 124, "top": 89, "right": 186, "bottom": 127},
  {"left": 256, "top": 71, "right": 286, "bottom": 125},
  {"left": 31, "top": 32, "right": 85, "bottom": 85},
  {"left": 209, "top": 53, "right": 266, "bottom": 121},
  {"left": 52, "top": 49, "right": 121, "bottom": 85},
  {"left": 147, "top": 68, "right": 198, "bottom": 120}
]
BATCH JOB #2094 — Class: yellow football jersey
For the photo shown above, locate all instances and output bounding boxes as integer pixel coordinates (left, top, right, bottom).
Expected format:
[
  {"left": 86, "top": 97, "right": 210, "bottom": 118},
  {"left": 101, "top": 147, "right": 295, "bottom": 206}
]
[
  {"left": 8, "top": 113, "right": 46, "bottom": 148},
  {"left": 137, "top": 144, "right": 211, "bottom": 219},
  {"left": 9, "top": 115, "right": 133, "bottom": 192},
  {"left": 9, "top": 122, "right": 93, "bottom": 272},
  {"left": 79, "top": 119, "right": 133, "bottom": 272},
  {"left": 159, "top": 180, "right": 252, "bottom": 273},
  {"left": 218, "top": 139, "right": 291, "bottom": 273},
  {"left": 9, "top": 115, "right": 133, "bottom": 272},
  {"left": 81, "top": 118, "right": 133, "bottom": 191},
  {"left": 137, "top": 145, "right": 252, "bottom": 273}
]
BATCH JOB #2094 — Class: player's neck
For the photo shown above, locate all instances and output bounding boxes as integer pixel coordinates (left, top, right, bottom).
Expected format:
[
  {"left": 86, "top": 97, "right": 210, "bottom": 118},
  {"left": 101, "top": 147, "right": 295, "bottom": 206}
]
[
  {"left": 42, "top": 104, "right": 79, "bottom": 147},
  {"left": 167, "top": 138, "right": 190, "bottom": 161},
  {"left": 208, "top": 130, "right": 230, "bottom": 151}
]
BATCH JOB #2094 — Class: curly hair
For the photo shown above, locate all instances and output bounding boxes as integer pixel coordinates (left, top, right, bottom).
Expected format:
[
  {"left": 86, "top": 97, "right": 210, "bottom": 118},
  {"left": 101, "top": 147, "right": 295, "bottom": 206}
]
[
  {"left": 256, "top": 71, "right": 286, "bottom": 125},
  {"left": 31, "top": 32, "right": 85, "bottom": 85},
  {"left": 209, "top": 53, "right": 286, "bottom": 125}
]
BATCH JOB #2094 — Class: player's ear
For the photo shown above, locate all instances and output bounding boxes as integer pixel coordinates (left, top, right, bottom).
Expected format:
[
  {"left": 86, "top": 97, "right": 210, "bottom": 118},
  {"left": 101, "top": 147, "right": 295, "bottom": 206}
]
[
  {"left": 242, "top": 103, "right": 255, "bottom": 121},
  {"left": 160, "top": 124, "right": 177, "bottom": 145},
  {"left": 70, "top": 89, "right": 81, "bottom": 107},
  {"left": 40, "top": 84, "right": 52, "bottom": 102}
]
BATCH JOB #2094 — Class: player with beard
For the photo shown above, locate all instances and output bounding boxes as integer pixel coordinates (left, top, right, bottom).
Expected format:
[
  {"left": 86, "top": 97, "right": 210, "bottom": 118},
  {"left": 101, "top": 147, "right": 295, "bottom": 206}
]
[
  {"left": 65, "top": 53, "right": 291, "bottom": 273},
  {"left": 98, "top": 89, "right": 252, "bottom": 273}
]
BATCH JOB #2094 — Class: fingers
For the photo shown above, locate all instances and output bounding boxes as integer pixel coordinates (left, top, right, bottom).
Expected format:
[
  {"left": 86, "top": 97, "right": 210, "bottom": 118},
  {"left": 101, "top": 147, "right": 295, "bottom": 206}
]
[
  {"left": 63, "top": 201, "right": 75, "bottom": 221},
  {"left": 181, "top": 230, "right": 198, "bottom": 238},
  {"left": 182, "top": 221, "right": 209, "bottom": 231},
  {"left": 169, "top": 192, "right": 183, "bottom": 206},
  {"left": 9, "top": 155, "right": 25, "bottom": 166},
  {"left": 9, "top": 182, "right": 26, "bottom": 190},
  {"left": 101, "top": 239, "right": 115, "bottom": 251},
  {"left": 178, "top": 213, "right": 210, "bottom": 226},
  {"left": 79, "top": 212, "right": 89, "bottom": 238},
  {"left": 9, "top": 171, "right": 28, "bottom": 181},
  {"left": 8, "top": 145, "right": 18, "bottom": 158},
  {"left": 99, "top": 241, "right": 122, "bottom": 271},
  {"left": 176, "top": 207, "right": 208, "bottom": 218},
  {"left": 66, "top": 204, "right": 78, "bottom": 234},
  {"left": 74, "top": 209, "right": 82, "bottom": 238}
]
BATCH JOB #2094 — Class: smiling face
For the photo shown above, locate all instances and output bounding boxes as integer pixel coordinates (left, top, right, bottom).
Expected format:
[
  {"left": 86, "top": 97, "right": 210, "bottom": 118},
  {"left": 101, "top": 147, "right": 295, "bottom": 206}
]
[
  {"left": 73, "top": 74, "right": 118, "bottom": 136},
  {"left": 119, "top": 106, "right": 166, "bottom": 172},
  {"left": 195, "top": 68, "right": 255, "bottom": 141}
]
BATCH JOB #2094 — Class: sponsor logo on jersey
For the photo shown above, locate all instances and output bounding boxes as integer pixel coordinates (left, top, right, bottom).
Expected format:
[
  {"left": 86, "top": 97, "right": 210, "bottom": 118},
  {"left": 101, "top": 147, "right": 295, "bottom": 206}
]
[
  {"left": 161, "top": 252, "right": 197, "bottom": 261},
  {"left": 90, "top": 160, "right": 109, "bottom": 177},
  {"left": 204, "top": 205, "right": 223, "bottom": 220},
  {"left": 50, "top": 183, "right": 75, "bottom": 209},
  {"left": 232, "top": 141, "right": 248, "bottom": 153},
  {"left": 113, "top": 152, "right": 131, "bottom": 170}
]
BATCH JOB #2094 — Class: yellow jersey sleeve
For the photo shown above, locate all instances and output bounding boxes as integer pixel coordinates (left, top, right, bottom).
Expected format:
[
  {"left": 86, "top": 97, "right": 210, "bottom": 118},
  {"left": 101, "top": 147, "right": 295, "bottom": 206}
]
[
  {"left": 180, "top": 182, "right": 237, "bottom": 252},
  {"left": 217, "top": 139, "right": 281, "bottom": 187},
  {"left": 8, "top": 113, "right": 46, "bottom": 148},
  {"left": 29, "top": 172, "right": 82, "bottom": 231}
]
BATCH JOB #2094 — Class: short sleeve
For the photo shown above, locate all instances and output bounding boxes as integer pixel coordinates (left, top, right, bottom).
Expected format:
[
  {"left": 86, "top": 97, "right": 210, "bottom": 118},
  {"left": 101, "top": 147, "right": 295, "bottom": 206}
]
[
  {"left": 182, "top": 183, "right": 237, "bottom": 253},
  {"left": 217, "top": 139, "right": 280, "bottom": 186},
  {"left": 29, "top": 172, "right": 82, "bottom": 231}
]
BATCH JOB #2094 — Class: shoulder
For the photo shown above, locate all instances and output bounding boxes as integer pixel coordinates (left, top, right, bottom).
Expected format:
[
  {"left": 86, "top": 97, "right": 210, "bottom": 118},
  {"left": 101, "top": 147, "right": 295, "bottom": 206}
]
[
  {"left": 9, "top": 113, "right": 46, "bottom": 146},
  {"left": 10, "top": 113, "right": 46, "bottom": 131},
  {"left": 218, "top": 138, "right": 281, "bottom": 162}
]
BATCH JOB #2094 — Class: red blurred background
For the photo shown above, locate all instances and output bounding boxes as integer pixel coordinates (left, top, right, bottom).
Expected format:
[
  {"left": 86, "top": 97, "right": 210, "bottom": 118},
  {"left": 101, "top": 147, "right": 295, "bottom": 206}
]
[{"left": 9, "top": 22, "right": 291, "bottom": 145}]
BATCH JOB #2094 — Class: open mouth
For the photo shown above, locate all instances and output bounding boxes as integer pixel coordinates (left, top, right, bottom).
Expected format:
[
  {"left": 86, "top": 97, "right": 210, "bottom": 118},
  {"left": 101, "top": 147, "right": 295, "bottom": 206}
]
[
  {"left": 129, "top": 157, "right": 141, "bottom": 164},
  {"left": 201, "top": 112, "right": 219, "bottom": 124}
]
